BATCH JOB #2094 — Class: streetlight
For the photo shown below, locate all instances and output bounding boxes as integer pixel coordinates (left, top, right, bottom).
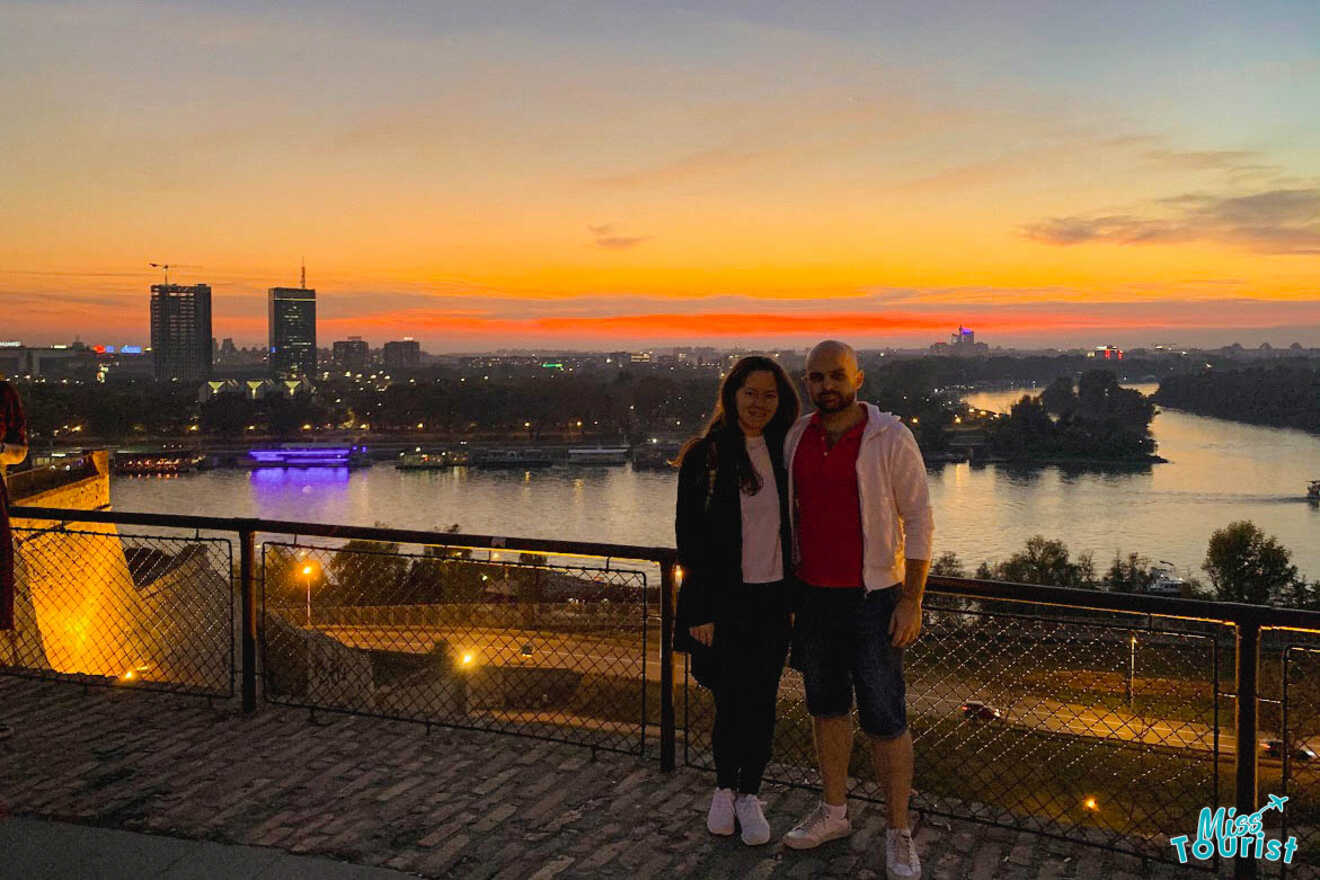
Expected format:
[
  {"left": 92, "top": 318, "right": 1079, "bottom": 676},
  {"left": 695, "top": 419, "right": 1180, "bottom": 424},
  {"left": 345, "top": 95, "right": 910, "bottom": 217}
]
[
  {"left": 1126, "top": 633, "right": 1137, "bottom": 709},
  {"left": 302, "top": 564, "right": 315, "bottom": 627}
]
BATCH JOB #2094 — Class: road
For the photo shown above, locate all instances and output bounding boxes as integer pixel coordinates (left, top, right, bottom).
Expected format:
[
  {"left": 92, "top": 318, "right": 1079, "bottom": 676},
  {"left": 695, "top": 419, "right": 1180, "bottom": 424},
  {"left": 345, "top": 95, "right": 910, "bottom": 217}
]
[{"left": 311, "top": 623, "right": 1315, "bottom": 762}]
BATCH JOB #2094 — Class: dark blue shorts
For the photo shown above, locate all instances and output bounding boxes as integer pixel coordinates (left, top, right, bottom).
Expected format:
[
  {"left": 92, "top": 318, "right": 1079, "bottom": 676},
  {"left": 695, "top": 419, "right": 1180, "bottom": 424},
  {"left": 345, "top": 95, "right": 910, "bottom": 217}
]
[{"left": 792, "top": 584, "right": 907, "bottom": 739}]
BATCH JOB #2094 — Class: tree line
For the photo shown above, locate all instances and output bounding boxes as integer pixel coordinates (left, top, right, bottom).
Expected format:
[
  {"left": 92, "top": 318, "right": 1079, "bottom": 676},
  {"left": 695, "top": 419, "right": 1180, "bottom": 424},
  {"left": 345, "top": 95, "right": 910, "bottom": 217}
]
[
  {"left": 1154, "top": 364, "right": 1320, "bottom": 432},
  {"left": 931, "top": 520, "right": 1319, "bottom": 610}
]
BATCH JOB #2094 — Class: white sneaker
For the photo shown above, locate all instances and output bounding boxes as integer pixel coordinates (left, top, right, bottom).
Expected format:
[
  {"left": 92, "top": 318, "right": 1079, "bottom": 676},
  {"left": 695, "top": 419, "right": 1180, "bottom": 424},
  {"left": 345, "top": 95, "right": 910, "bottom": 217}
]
[
  {"left": 782, "top": 801, "right": 851, "bottom": 850},
  {"left": 886, "top": 827, "right": 922, "bottom": 880},
  {"left": 734, "top": 794, "right": 771, "bottom": 846},
  {"left": 707, "top": 787, "right": 736, "bottom": 836}
]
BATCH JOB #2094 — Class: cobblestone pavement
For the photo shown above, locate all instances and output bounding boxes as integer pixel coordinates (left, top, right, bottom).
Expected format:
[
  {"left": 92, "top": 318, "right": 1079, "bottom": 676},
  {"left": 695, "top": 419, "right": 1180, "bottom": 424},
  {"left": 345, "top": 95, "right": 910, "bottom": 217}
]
[{"left": 0, "top": 677, "right": 1214, "bottom": 879}]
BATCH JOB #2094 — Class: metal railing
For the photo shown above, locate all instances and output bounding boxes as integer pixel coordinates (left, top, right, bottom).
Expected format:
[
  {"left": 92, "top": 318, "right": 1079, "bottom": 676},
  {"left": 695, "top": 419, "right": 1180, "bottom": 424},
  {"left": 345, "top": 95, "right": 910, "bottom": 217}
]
[
  {"left": 1277, "top": 645, "right": 1320, "bottom": 878},
  {"left": 921, "top": 580, "right": 1319, "bottom": 878},
  {"left": 6, "top": 505, "right": 680, "bottom": 770},
  {"left": 8, "top": 505, "right": 1320, "bottom": 877},
  {"left": 5, "top": 519, "right": 233, "bottom": 697},
  {"left": 260, "top": 539, "right": 653, "bottom": 754}
]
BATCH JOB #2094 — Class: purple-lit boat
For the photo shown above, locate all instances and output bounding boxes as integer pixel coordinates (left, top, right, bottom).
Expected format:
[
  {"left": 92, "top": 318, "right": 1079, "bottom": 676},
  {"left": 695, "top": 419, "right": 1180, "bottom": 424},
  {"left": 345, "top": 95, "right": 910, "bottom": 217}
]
[{"left": 245, "top": 444, "right": 372, "bottom": 469}]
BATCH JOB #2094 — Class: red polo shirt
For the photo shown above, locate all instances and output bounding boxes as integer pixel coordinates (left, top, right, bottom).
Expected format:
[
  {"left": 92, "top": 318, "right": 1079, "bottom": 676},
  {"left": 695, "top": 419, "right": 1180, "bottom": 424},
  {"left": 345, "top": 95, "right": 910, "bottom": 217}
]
[{"left": 793, "top": 409, "right": 866, "bottom": 587}]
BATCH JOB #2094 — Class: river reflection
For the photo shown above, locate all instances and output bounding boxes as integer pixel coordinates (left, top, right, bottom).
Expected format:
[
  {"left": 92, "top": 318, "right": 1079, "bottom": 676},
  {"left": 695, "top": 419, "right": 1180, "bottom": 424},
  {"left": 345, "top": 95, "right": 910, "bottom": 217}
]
[{"left": 112, "top": 385, "right": 1320, "bottom": 581}]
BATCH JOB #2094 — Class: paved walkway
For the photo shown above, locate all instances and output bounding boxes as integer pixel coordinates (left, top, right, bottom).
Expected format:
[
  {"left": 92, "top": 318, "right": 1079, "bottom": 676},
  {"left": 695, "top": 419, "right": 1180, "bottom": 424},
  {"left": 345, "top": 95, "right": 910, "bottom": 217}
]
[
  {"left": 0, "top": 677, "right": 1210, "bottom": 879},
  {"left": 0, "top": 817, "right": 414, "bottom": 879}
]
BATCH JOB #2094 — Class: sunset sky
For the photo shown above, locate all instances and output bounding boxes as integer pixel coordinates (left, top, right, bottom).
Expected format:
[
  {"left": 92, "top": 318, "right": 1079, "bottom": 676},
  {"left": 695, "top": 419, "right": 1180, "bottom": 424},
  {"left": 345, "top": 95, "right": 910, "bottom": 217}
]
[{"left": 3, "top": 0, "right": 1318, "bottom": 350}]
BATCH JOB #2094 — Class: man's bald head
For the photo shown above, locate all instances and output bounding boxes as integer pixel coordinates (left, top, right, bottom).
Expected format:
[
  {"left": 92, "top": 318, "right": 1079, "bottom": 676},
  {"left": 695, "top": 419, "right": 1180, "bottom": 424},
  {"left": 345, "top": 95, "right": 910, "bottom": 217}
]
[
  {"left": 806, "top": 340, "right": 859, "bottom": 374},
  {"left": 803, "top": 340, "right": 863, "bottom": 415}
]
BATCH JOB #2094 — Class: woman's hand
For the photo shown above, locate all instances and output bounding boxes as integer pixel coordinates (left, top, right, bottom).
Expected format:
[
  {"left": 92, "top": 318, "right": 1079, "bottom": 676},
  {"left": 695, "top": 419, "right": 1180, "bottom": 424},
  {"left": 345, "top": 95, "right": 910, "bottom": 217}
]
[{"left": 689, "top": 623, "right": 714, "bottom": 647}]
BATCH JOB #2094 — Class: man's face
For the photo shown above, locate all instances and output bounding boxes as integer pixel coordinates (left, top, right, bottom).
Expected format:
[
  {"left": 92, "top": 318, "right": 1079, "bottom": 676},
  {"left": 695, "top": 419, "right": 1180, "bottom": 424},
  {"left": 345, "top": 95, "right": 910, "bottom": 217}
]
[{"left": 804, "top": 348, "right": 863, "bottom": 414}]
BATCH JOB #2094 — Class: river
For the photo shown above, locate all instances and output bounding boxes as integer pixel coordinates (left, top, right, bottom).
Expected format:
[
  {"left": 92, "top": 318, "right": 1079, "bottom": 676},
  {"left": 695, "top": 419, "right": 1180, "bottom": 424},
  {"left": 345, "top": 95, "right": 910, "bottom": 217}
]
[{"left": 110, "top": 385, "right": 1320, "bottom": 581}]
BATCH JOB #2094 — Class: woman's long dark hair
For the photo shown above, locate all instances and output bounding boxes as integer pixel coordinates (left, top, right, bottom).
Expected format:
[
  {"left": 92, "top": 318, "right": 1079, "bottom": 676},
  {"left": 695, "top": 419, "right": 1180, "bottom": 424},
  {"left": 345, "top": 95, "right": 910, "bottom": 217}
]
[{"left": 674, "top": 355, "right": 801, "bottom": 494}]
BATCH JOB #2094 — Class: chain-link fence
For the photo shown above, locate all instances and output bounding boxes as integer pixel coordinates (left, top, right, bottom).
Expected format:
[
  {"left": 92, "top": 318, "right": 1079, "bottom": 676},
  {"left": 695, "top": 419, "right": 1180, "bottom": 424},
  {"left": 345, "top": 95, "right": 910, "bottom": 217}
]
[
  {"left": 3, "top": 525, "right": 234, "bottom": 697},
  {"left": 683, "top": 591, "right": 1225, "bottom": 866},
  {"left": 260, "top": 539, "right": 653, "bottom": 754},
  {"left": 10, "top": 503, "right": 1318, "bottom": 875},
  {"left": 1273, "top": 645, "right": 1320, "bottom": 879}
]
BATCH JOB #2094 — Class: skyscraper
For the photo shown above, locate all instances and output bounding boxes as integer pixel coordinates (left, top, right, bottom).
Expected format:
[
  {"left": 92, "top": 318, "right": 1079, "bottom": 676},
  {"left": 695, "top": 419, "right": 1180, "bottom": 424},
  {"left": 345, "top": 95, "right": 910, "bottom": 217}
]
[
  {"left": 332, "top": 337, "right": 370, "bottom": 373},
  {"left": 150, "top": 283, "right": 212, "bottom": 382},
  {"left": 383, "top": 339, "right": 421, "bottom": 370},
  {"left": 268, "top": 286, "right": 316, "bottom": 376}
]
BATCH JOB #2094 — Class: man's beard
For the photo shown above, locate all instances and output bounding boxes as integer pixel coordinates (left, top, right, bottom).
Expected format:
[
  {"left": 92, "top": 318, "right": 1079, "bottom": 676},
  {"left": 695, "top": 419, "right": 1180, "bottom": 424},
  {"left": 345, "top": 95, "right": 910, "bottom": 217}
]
[{"left": 812, "top": 388, "right": 855, "bottom": 413}]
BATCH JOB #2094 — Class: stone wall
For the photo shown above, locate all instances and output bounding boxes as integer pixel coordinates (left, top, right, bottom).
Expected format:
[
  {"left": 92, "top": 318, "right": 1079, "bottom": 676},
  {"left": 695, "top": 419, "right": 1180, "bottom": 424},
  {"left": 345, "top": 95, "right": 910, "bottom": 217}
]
[
  {"left": 5, "top": 452, "right": 230, "bottom": 689},
  {"left": 6, "top": 452, "right": 118, "bottom": 672}
]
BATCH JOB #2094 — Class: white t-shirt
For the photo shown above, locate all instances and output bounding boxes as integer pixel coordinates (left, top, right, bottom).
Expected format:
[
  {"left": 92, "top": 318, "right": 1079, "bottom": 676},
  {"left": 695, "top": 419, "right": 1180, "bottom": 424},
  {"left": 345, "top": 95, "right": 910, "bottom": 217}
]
[{"left": 740, "top": 435, "right": 784, "bottom": 583}]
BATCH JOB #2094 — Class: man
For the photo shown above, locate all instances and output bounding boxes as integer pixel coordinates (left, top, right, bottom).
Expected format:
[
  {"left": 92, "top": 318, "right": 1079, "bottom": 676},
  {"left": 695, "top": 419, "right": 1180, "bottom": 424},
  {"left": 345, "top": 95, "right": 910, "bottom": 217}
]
[{"left": 782, "top": 340, "right": 933, "bottom": 880}]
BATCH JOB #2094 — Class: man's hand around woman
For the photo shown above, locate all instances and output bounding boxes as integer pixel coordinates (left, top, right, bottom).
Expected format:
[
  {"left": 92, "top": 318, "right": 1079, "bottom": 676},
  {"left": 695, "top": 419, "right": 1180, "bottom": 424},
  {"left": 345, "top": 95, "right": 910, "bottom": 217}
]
[{"left": 689, "top": 622, "right": 714, "bottom": 646}]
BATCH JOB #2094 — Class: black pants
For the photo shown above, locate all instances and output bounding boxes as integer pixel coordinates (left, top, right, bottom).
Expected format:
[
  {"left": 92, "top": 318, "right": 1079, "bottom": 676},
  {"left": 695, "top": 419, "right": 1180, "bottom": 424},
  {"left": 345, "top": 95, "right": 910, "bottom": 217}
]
[{"left": 712, "top": 580, "right": 791, "bottom": 795}]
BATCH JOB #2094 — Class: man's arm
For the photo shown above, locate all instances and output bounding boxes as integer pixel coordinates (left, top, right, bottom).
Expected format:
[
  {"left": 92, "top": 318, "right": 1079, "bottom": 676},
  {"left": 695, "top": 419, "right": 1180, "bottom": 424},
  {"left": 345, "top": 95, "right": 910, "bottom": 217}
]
[
  {"left": 890, "top": 557, "right": 928, "bottom": 648},
  {"left": 889, "top": 425, "right": 934, "bottom": 647}
]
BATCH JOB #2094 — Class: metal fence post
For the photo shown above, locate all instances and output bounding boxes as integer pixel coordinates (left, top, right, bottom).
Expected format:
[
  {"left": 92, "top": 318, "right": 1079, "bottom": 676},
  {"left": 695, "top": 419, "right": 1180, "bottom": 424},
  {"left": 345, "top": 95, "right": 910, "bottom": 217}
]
[
  {"left": 660, "top": 559, "right": 676, "bottom": 773},
  {"left": 1233, "top": 620, "right": 1260, "bottom": 880},
  {"left": 239, "top": 523, "right": 258, "bottom": 714}
]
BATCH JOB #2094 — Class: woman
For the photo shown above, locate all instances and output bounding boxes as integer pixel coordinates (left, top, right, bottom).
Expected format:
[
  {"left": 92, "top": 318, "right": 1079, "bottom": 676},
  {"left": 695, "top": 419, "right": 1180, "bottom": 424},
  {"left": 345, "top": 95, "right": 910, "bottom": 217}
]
[
  {"left": 1, "top": 376, "right": 29, "bottom": 633},
  {"left": 674, "top": 355, "right": 800, "bottom": 846}
]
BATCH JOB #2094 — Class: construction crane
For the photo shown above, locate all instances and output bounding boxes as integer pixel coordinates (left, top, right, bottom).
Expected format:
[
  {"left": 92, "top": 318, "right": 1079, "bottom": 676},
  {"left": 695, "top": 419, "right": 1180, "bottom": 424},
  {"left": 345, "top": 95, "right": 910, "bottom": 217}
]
[{"left": 148, "top": 262, "right": 201, "bottom": 285}]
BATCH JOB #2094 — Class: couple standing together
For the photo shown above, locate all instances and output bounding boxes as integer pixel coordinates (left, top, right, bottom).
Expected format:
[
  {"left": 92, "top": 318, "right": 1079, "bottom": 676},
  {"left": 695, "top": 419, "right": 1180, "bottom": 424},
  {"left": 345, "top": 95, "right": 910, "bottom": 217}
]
[{"left": 674, "top": 340, "right": 933, "bottom": 880}]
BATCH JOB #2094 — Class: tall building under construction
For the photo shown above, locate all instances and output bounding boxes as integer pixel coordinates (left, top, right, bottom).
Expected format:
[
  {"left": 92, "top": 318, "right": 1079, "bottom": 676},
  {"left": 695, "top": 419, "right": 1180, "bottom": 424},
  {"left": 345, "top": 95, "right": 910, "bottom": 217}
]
[{"left": 150, "top": 283, "right": 213, "bottom": 382}]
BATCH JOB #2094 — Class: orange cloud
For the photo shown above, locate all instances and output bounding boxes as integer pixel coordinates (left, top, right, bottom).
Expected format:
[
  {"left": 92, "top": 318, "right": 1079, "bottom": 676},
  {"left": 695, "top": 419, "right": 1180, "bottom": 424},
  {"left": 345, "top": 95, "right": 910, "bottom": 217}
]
[{"left": 320, "top": 307, "right": 1201, "bottom": 341}]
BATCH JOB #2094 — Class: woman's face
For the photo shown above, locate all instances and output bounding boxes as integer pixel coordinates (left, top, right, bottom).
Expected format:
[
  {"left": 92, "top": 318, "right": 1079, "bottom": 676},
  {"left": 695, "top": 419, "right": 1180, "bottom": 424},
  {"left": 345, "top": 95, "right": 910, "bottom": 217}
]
[{"left": 735, "top": 370, "right": 780, "bottom": 436}]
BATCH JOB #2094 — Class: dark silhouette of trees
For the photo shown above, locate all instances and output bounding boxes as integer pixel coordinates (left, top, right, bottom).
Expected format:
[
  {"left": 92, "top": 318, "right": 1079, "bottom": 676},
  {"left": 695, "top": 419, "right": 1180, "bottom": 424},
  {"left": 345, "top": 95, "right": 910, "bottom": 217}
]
[
  {"left": 986, "top": 370, "right": 1156, "bottom": 461},
  {"left": 976, "top": 535, "right": 1096, "bottom": 588},
  {"left": 1040, "top": 377, "right": 1077, "bottom": 416},
  {"left": 930, "top": 551, "right": 966, "bottom": 577},
  {"left": 1155, "top": 364, "right": 1320, "bottom": 432},
  {"left": 327, "top": 538, "right": 409, "bottom": 605},
  {"left": 1203, "top": 521, "right": 1300, "bottom": 606},
  {"left": 1104, "top": 552, "right": 1156, "bottom": 593}
]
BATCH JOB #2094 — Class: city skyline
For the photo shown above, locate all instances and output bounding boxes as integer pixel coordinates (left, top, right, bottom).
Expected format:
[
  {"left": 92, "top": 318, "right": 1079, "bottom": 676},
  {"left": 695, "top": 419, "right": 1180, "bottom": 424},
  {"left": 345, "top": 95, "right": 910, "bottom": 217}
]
[{"left": 3, "top": 1, "right": 1319, "bottom": 350}]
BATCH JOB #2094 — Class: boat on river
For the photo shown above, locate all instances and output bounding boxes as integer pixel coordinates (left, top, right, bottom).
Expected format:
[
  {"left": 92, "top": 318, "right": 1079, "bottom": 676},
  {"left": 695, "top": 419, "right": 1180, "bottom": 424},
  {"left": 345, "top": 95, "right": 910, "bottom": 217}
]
[
  {"left": 1147, "top": 561, "right": 1186, "bottom": 597},
  {"left": 113, "top": 448, "right": 206, "bottom": 475},
  {"left": 245, "top": 444, "right": 372, "bottom": 469},
  {"left": 630, "top": 443, "right": 680, "bottom": 470},
  {"left": 566, "top": 446, "right": 630, "bottom": 466},
  {"left": 396, "top": 450, "right": 469, "bottom": 470},
  {"left": 471, "top": 448, "right": 555, "bottom": 469}
]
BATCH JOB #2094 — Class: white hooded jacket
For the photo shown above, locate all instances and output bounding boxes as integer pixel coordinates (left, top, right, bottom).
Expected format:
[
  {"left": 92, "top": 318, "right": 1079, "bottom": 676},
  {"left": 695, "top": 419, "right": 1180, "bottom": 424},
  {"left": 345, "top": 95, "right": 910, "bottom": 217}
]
[{"left": 785, "top": 402, "right": 935, "bottom": 591}]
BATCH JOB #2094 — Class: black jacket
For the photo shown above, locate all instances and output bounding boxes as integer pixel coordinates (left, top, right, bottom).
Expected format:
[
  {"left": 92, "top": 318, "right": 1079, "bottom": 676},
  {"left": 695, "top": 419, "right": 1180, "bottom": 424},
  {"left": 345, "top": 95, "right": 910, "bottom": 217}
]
[{"left": 673, "top": 428, "right": 794, "bottom": 659}]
